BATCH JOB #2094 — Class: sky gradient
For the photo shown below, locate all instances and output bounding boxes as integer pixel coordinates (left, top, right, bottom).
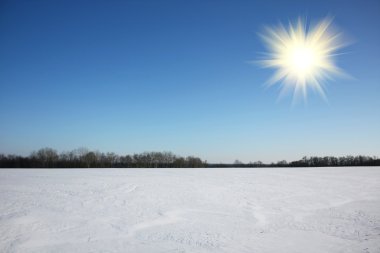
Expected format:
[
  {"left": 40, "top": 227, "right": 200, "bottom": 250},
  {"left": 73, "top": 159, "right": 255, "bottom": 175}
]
[{"left": 1, "top": 0, "right": 380, "bottom": 163}]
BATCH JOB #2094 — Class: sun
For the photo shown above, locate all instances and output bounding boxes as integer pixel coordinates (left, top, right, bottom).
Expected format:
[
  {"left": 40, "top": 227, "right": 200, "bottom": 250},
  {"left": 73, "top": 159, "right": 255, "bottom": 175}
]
[
  {"left": 259, "top": 17, "right": 346, "bottom": 101},
  {"left": 289, "top": 46, "right": 317, "bottom": 74}
]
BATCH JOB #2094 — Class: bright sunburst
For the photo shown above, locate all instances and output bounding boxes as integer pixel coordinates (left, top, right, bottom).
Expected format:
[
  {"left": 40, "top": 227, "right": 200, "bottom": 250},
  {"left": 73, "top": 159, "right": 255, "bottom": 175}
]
[{"left": 259, "top": 17, "right": 346, "bottom": 101}]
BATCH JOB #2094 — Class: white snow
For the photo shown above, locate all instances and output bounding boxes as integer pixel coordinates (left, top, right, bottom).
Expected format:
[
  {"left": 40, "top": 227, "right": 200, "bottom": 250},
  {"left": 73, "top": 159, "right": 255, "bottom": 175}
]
[{"left": 1, "top": 167, "right": 380, "bottom": 253}]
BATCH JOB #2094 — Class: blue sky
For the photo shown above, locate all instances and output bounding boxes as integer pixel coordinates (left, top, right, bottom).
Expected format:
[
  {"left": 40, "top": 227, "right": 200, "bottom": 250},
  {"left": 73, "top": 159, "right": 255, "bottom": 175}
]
[{"left": 1, "top": 0, "right": 379, "bottom": 163}]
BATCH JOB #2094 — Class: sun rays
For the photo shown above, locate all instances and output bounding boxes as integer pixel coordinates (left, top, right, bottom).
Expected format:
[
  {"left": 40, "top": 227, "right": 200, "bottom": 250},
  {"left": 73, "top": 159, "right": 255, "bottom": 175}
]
[{"left": 259, "top": 17, "right": 347, "bottom": 102}]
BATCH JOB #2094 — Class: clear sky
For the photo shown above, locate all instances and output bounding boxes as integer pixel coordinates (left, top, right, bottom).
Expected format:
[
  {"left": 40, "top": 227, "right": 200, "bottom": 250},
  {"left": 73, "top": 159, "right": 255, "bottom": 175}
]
[{"left": 1, "top": 0, "right": 379, "bottom": 163}]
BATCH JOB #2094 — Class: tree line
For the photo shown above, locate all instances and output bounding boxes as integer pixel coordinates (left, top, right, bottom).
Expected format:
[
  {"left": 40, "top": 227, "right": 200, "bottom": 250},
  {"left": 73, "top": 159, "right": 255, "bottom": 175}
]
[
  {"left": 0, "top": 148, "right": 379, "bottom": 168},
  {"left": 0, "top": 148, "right": 205, "bottom": 168},
  {"left": 210, "top": 155, "right": 380, "bottom": 167},
  {"left": 288, "top": 155, "right": 380, "bottom": 167}
]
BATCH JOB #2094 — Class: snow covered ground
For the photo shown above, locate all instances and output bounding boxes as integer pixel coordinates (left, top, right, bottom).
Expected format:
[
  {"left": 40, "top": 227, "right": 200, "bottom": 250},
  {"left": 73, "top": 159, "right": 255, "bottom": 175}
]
[{"left": 1, "top": 167, "right": 380, "bottom": 253}]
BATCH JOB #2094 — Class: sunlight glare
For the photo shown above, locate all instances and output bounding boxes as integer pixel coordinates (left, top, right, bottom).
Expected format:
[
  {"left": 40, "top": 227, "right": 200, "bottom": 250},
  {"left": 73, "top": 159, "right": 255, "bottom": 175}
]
[{"left": 259, "top": 17, "right": 346, "bottom": 101}]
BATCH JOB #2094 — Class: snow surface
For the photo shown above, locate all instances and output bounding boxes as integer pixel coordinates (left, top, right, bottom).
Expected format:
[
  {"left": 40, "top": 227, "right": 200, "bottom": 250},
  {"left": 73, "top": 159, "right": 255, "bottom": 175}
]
[{"left": 1, "top": 167, "right": 380, "bottom": 253}]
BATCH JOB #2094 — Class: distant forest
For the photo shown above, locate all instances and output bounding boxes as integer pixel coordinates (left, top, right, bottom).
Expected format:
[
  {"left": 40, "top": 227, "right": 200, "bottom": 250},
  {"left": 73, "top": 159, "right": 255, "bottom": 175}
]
[{"left": 1, "top": 148, "right": 379, "bottom": 168}]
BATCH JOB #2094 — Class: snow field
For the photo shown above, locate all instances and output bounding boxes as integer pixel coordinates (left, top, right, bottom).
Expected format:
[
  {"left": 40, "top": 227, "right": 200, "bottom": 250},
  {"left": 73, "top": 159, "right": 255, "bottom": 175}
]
[{"left": 1, "top": 167, "right": 380, "bottom": 253}]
